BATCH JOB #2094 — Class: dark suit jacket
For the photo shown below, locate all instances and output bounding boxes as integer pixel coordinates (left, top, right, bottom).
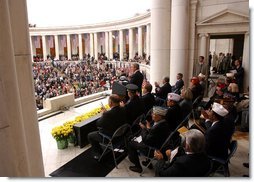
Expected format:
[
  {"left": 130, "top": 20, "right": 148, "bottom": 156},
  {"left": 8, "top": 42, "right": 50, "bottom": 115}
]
[
  {"left": 141, "top": 119, "right": 172, "bottom": 149},
  {"left": 172, "top": 79, "right": 184, "bottom": 94},
  {"left": 205, "top": 120, "right": 232, "bottom": 160},
  {"left": 129, "top": 70, "right": 144, "bottom": 94},
  {"left": 155, "top": 83, "right": 172, "bottom": 100},
  {"left": 124, "top": 95, "right": 144, "bottom": 125},
  {"left": 141, "top": 92, "right": 155, "bottom": 115},
  {"left": 179, "top": 99, "right": 193, "bottom": 120},
  {"left": 155, "top": 152, "right": 211, "bottom": 177},
  {"left": 96, "top": 106, "right": 127, "bottom": 136},
  {"left": 165, "top": 104, "right": 182, "bottom": 130}
]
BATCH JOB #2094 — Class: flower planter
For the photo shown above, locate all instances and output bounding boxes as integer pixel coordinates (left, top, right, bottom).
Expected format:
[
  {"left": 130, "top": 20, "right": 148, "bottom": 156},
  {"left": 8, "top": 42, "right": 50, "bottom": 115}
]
[
  {"left": 67, "top": 133, "right": 76, "bottom": 144},
  {"left": 56, "top": 139, "right": 68, "bottom": 149}
]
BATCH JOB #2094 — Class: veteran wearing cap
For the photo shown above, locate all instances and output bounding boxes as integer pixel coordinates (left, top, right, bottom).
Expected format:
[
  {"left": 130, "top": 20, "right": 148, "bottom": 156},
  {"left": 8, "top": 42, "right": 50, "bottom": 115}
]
[
  {"left": 204, "top": 102, "right": 231, "bottom": 160},
  {"left": 120, "top": 84, "right": 144, "bottom": 126},
  {"left": 165, "top": 93, "right": 183, "bottom": 130},
  {"left": 127, "top": 106, "right": 173, "bottom": 173}
]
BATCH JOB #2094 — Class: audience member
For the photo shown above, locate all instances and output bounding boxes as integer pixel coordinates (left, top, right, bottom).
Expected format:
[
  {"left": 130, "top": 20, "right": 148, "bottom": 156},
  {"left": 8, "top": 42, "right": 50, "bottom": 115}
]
[
  {"left": 141, "top": 82, "right": 155, "bottom": 115},
  {"left": 154, "top": 129, "right": 211, "bottom": 177},
  {"left": 171, "top": 73, "right": 184, "bottom": 95},
  {"left": 155, "top": 76, "right": 172, "bottom": 102},
  {"left": 179, "top": 88, "right": 193, "bottom": 120},
  {"left": 165, "top": 93, "right": 182, "bottom": 130},
  {"left": 127, "top": 106, "right": 172, "bottom": 173},
  {"left": 87, "top": 94, "right": 127, "bottom": 159}
]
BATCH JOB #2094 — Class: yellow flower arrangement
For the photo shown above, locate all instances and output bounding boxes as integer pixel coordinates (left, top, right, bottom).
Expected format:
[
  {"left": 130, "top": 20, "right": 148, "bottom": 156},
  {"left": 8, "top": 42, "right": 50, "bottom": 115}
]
[{"left": 51, "top": 104, "right": 110, "bottom": 141}]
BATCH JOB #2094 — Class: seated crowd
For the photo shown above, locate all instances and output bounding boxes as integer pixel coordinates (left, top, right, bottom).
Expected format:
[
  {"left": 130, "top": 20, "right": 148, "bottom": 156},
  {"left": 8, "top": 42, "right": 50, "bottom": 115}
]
[{"left": 86, "top": 60, "right": 247, "bottom": 177}]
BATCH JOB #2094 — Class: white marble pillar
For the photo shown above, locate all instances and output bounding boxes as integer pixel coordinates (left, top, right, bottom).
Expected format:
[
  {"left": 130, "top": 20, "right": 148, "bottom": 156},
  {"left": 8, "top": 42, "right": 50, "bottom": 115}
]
[
  {"left": 29, "top": 36, "right": 33, "bottom": 61},
  {"left": 78, "top": 34, "right": 83, "bottom": 60},
  {"left": 150, "top": 0, "right": 171, "bottom": 86},
  {"left": 242, "top": 32, "right": 249, "bottom": 92},
  {"left": 199, "top": 33, "right": 208, "bottom": 59},
  {"left": 170, "top": 0, "right": 189, "bottom": 85},
  {"left": 105, "top": 32, "right": 109, "bottom": 59},
  {"left": 109, "top": 31, "right": 113, "bottom": 59},
  {"left": 119, "top": 30, "right": 124, "bottom": 61},
  {"left": 90, "top": 33, "right": 94, "bottom": 57},
  {"left": 94, "top": 32, "right": 98, "bottom": 60},
  {"left": 54, "top": 35, "right": 59, "bottom": 60},
  {"left": 0, "top": 0, "right": 44, "bottom": 176},
  {"left": 41, "top": 35, "right": 47, "bottom": 60},
  {"left": 188, "top": 0, "right": 198, "bottom": 80},
  {"left": 66, "top": 34, "right": 71, "bottom": 60},
  {"left": 138, "top": 26, "right": 143, "bottom": 57},
  {"left": 129, "top": 28, "right": 134, "bottom": 59},
  {"left": 146, "top": 24, "right": 150, "bottom": 59}
]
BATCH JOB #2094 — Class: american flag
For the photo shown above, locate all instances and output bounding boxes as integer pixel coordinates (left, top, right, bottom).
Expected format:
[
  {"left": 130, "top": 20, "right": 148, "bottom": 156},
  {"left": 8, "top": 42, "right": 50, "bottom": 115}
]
[
  {"left": 48, "top": 36, "right": 54, "bottom": 48},
  {"left": 34, "top": 36, "right": 41, "bottom": 48}
]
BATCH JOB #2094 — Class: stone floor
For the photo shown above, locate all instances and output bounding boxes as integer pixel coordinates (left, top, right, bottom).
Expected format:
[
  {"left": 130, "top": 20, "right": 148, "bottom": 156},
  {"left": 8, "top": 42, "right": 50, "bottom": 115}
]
[{"left": 38, "top": 97, "right": 250, "bottom": 178}]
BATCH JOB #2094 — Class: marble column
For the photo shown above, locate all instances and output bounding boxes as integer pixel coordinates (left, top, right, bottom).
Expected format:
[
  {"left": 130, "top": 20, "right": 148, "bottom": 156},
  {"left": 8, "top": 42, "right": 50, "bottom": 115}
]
[
  {"left": 0, "top": 0, "right": 44, "bottom": 176},
  {"left": 29, "top": 36, "right": 33, "bottom": 60},
  {"left": 150, "top": 0, "right": 171, "bottom": 86},
  {"left": 54, "top": 35, "right": 59, "bottom": 60},
  {"left": 170, "top": 0, "right": 189, "bottom": 85},
  {"left": 109, "top": 31, "right": 113, "bottom": 59},
  {"left": 78, "top": 34, "right": 83, "bottom": 60},
  {"left": 119, "top": 30, "right": 124, "bottom": 61},
  {"left": 105, "top": 32, "right": 109, "bottom": 59},
  {"left": 146, "top": 24, "right": 150, "bottom": 59},
  {"left": 94, "top": 32, "right": 98, "bottom": 60},
  {"left": 66, "top": 34, "right": 71, "bottom": 60},
  {"left": 199, "top": 33, "right": 208, "bottom": 60},
  {"left": 90, "top": 33, "right": 94, "bottom": 57},
  {"left": 129, "top": 28, "right": 134, "bottom": 59},
  {"left": 138, "top": 26, "right": 143, "bottom": 57},
  {"left": 242, "top": 31, "right": 249, "bottom": 92},
  {"left": 41, "top": 35, "right": 47, "bottom": 60},
  {"left": 188, "top": 0, "right": 198, "bottom": 79}
]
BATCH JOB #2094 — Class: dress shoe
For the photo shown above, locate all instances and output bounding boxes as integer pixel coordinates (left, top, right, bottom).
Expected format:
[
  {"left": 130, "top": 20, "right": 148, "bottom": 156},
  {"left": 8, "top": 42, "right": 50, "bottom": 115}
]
[
  {"left": 243, "top": 163, "right": 249, "bottom": 168},
  {"left": 142, "top": 160, "right": 153, "bottom": 169},
  {"left": 129, "top": 166, "right": 142, "bottom": 173}
]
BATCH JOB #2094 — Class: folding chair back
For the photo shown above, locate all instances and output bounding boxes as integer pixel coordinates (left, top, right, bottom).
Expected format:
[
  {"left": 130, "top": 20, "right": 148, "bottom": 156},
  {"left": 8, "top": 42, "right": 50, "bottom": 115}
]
[{"left": 99, "top": 123, "right": 132, "bottom": 168}]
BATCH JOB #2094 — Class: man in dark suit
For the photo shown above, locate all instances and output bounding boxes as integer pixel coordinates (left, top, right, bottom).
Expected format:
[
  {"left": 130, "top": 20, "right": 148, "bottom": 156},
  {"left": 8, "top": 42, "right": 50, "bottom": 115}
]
[
  {"left": 120, "top": 84, "right": 144, "bottom": 126},
  {"left": 129, "top": 63, "right": 144, "bottom": 96},
  {"left": 155, "top": 76, "right": 172, "bottom": 103},
  {"left": 172, "top": 73, "right": 184, "bottom": 95},
  {"left": 87, "top": 94, "right": 127, "bottom": 159},
  {"left": 141, "top": 82, "right": 155, "bottom": 115},
  {"left": 165, "top": 93, "right": 182, "bottom": 130},
  {"left": 204, "top": 102, "right": 231, "bottom": 160},
  {"left": 154, "top": 129, "right": 211, "bottom": 177},
  {"left": 127, "top": 106, "right": 172, "bottom": 173}
]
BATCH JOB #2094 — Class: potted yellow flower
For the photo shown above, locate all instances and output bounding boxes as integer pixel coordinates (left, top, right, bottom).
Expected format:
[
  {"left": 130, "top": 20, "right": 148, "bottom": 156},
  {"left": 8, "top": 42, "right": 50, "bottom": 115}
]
[{"left": 51, "top": 125, "right": 72, "bottom": 149}]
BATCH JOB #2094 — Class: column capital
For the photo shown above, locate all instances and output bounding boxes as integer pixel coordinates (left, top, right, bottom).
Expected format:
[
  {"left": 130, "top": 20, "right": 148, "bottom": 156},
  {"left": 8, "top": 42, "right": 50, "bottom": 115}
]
[
  {"left": 245, "top": 31, "right": 249, "bottom": 36},
  {"left": 199, "top": 33, "right": 209, "bottom": 38}
]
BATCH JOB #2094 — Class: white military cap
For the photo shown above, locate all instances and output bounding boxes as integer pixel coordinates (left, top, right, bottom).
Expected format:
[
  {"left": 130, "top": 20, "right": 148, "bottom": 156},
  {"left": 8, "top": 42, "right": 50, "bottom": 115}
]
[
  {"left": 167, "top": 93, "right": 181, "bottom": 102},
  {"left": 153, "top": 106, "right": 168, "bottom": 116},
  {"left": 198, "top": 73, "right": 206, "bottom": 78},
  {"left": 212, "top": 102, "right": 229, "bottom": 117}
]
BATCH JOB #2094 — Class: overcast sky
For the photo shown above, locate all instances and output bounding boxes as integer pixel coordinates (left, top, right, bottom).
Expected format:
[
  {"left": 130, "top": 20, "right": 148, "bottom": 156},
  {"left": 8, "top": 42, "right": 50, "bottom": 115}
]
[{"left": 26, "top": 0, "right": 151, "bottom": 27}]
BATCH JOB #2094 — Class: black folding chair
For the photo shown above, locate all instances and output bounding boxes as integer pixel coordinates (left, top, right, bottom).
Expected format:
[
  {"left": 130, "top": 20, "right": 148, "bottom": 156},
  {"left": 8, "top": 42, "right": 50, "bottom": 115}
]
[
  {"left": 98, "top": 123, "right": 132, "bottom": 168},
  {"left": 208, "top": 140, "right": 238, "bottom": 177},
  {"left": 131, "top": 113, "right": 146, "bottom": 137},
  {"left": 140, "top": 113, "right": 191, "bottom": 176}
]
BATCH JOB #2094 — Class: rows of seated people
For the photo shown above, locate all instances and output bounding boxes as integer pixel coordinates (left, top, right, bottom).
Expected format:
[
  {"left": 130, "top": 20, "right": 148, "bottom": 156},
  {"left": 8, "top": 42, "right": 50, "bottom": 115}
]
[
  {"left": 33, "top": 61, "right": 127, "bottom": 110},
  {"left": 87, "top": 64, "right": 245, "bottom": 176}
]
